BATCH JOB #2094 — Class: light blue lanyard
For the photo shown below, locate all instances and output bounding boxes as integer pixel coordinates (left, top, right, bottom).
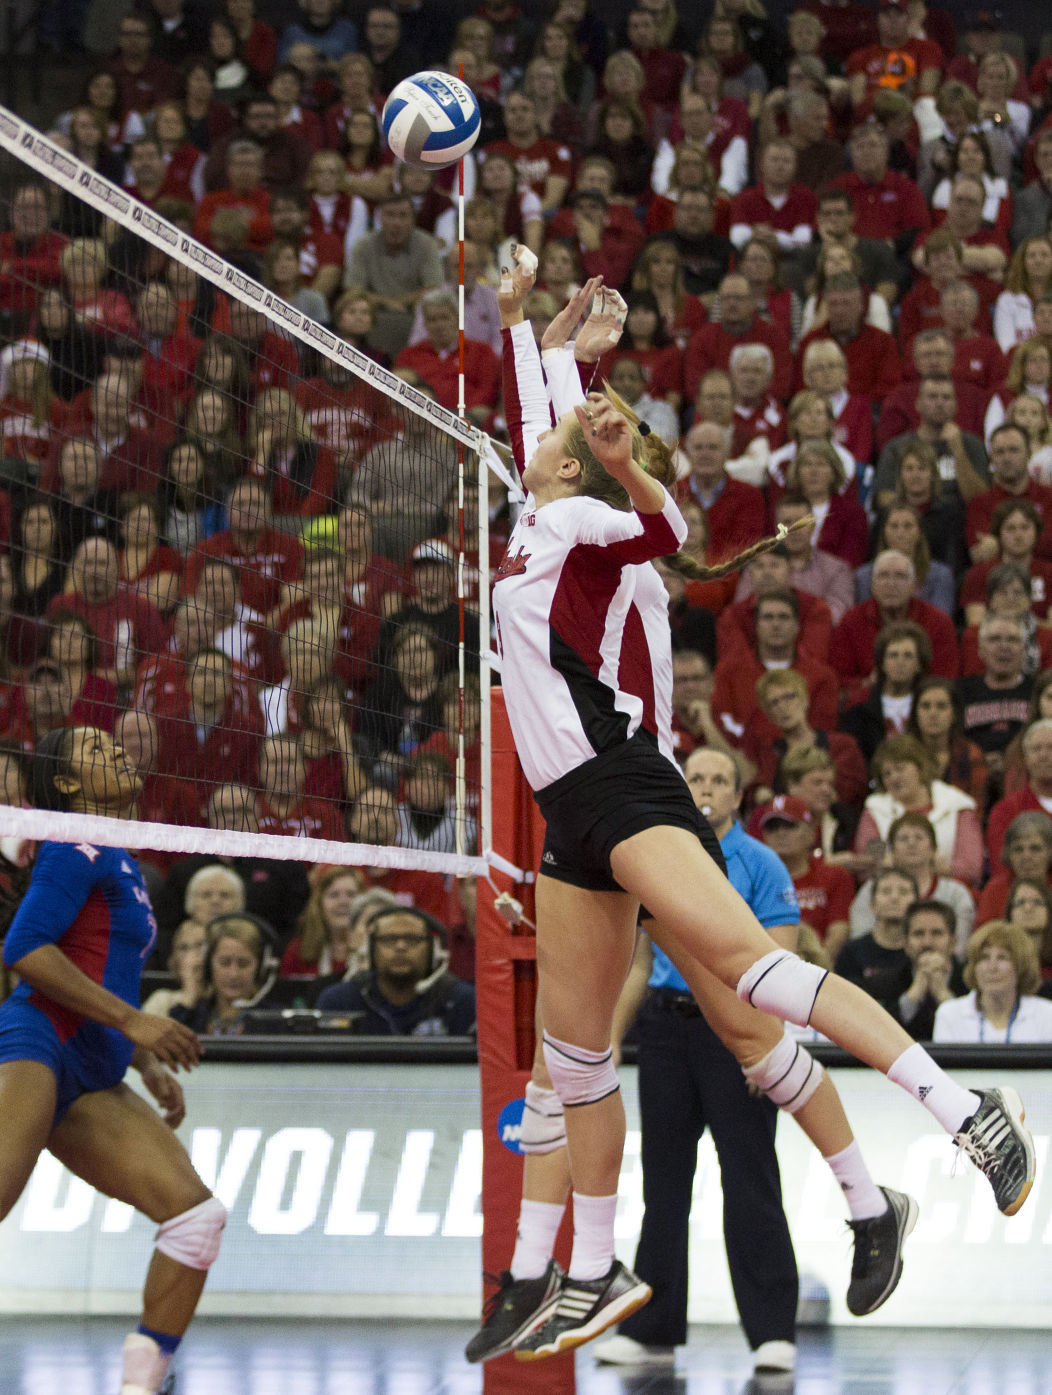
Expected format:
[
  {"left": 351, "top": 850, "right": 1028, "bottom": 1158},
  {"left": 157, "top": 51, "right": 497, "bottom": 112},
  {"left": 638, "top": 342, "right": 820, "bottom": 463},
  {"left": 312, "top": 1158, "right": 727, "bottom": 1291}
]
[{"left": 978, "top": 998, "right": 1020, "bottom": 1043}]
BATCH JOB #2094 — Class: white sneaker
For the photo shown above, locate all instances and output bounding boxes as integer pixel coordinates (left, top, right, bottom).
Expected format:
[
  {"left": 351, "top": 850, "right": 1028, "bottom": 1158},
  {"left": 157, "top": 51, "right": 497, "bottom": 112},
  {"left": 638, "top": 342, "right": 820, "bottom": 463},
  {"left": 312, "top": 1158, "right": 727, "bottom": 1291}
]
[
  {"left": 592, "top": 1334, "right": 675, "bottom": 1366},
  {"left": 753, "top": 1340, "right": 796, "bottom": 1374}
]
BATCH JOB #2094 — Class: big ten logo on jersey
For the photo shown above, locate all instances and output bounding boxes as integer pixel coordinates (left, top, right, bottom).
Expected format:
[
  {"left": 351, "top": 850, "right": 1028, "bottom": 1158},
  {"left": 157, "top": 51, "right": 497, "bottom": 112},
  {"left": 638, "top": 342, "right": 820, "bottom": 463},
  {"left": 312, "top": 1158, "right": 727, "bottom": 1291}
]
[{"left": 520, "top": 511, "right": 536, "bottom": 527}]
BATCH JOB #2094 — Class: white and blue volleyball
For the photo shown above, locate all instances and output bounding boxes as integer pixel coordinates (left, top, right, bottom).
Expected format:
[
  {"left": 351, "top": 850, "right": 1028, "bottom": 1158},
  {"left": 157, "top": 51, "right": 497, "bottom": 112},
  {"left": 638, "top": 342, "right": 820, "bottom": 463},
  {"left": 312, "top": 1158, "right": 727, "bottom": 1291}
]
[{"left": 381, "top": 70, "right": 481, "bottom": 169}]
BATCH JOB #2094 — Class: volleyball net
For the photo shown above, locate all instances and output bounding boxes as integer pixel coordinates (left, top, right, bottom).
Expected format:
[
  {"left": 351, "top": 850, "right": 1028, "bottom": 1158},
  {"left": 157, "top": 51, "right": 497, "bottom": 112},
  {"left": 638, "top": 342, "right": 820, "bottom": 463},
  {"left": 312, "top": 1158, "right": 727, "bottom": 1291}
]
[{"left": 0, "top": 106, "right": 499, "bottom": 879}]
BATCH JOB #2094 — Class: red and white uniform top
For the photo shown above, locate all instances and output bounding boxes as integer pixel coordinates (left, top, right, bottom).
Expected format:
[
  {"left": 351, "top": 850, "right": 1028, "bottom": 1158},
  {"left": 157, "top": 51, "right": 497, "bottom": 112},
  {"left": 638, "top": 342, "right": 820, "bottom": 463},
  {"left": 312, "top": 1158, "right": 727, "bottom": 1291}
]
[
  {"left": 543, "top": 345, "right": 677, "bottom": 771},
  {"left": 492, "top": 321, "right": 686, "bottom": 792}
]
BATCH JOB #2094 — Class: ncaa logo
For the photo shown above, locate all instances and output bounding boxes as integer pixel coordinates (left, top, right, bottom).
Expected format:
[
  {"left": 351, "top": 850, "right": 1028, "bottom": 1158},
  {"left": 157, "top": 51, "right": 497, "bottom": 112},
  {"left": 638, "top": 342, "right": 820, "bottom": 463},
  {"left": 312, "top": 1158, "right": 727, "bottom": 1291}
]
[{"left": 497, "top": 1097, "right": 527, "bottom": 1155}]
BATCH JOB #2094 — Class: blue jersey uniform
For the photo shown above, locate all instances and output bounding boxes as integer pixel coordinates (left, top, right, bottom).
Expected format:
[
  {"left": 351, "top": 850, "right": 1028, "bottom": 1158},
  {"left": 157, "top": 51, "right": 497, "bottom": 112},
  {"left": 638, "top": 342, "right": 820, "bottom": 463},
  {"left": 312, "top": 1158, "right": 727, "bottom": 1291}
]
[
  {"left": 0, "top": 841, "right": 157, "bottom": 1124},
  {"left": 649, "top": 821, "right": 800, "bottom": 993}
]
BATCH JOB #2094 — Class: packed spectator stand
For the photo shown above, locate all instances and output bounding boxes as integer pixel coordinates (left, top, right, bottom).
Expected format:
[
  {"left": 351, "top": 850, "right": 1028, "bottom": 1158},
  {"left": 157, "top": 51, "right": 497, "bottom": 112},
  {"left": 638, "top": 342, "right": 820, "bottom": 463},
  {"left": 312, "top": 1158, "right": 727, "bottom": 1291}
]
[{"left": 3, "top": 0, "right": 1052, "bottom": 1044}]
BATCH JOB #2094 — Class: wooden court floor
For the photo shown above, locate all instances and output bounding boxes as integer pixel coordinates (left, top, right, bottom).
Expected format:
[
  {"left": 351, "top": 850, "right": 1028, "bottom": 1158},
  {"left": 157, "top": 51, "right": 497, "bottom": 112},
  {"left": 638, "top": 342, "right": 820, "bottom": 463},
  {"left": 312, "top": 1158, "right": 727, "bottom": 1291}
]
[{"left": 2, "top": 1317, "right": 1050, "bottom": 1395}]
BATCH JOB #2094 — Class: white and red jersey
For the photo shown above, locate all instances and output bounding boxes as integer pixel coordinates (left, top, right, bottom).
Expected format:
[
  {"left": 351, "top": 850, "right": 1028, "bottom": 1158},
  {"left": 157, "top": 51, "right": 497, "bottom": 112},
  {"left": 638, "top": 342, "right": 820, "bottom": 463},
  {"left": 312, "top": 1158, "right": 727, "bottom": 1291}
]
[
  {"left": 493, "top": 322, "right": 686, "bottom": 791},
  {"left": 543, "top": 345, "right": 676, "bottom": 767}
]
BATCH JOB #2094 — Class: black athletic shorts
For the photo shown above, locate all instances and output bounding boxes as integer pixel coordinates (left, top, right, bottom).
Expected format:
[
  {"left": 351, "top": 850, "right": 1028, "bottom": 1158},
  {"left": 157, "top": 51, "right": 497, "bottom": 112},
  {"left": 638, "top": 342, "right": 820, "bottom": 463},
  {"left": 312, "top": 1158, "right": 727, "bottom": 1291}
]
[{"left": 534, "top": 731, "right": 727, "bottom": 893}]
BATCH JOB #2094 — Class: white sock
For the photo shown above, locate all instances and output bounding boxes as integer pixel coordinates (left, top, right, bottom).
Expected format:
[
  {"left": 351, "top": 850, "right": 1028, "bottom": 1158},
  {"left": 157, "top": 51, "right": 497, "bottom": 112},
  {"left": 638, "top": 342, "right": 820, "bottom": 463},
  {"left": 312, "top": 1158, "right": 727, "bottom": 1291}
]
[
  {"left": 824, "top": 1141, "right": 888, "bottom": 1221},
  {"left": 119, "top": 1334, "right": 171, "bottom": 1395},
  {"left": 510, "top": 1198, "right": 565, "bottom": 1280},
  {"left": 887, "top": 1043, "right": 982, "bottom": 1134},
  {"left": 568, "top": 1192, "right": 617, "bottom": 1281}
]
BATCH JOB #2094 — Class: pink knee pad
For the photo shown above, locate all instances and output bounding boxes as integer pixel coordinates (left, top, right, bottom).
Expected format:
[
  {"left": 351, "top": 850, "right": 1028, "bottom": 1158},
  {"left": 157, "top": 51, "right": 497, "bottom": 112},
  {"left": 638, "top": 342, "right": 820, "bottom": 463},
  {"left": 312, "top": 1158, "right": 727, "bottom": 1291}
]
[{"left": 155, "top": 1195, "right": 226, "bottom": 1271}]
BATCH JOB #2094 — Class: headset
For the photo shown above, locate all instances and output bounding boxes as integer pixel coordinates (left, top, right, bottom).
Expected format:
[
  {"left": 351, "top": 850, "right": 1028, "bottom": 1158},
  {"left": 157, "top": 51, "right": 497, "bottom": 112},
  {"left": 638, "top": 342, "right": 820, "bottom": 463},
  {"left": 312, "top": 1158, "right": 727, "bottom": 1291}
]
[
  {"left": 367, "top": 905, "right": 449, "bottom": 991},
  {"left": 203, "top": 911, "right": 281, "bottom": 1007}
]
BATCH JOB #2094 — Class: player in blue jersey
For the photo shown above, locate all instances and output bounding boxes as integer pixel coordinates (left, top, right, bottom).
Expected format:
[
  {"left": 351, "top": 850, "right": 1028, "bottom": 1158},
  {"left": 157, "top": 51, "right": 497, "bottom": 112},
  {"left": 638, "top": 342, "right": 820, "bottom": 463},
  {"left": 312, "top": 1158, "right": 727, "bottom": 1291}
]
[{"left": 0, "top": 726, "right": 226, "bottom": 1395}]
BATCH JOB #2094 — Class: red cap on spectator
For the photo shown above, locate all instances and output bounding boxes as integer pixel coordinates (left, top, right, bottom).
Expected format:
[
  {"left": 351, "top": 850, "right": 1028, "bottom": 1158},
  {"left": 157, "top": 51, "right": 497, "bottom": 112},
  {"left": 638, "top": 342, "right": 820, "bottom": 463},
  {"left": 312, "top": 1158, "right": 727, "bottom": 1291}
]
[{"left": 757, "top": 795, "right": 813, "bottom": 829}]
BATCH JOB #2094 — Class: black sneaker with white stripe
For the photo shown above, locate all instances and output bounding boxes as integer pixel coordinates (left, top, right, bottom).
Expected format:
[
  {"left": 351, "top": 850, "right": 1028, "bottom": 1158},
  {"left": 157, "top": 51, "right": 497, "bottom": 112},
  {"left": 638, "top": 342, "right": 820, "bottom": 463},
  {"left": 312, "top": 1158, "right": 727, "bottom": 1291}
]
[
  {"left": 514, "top": 1261, "right": 652, "bottom": 1361},
  {"left": 954, "top": 1086, "right": 1036, "bottom": 1217},
  {"left": 846, "top": 1186, "right": 918, "bottom": 1316},
  {"left": 464, "top": 1261, "right": 563, "bottom": 1363}
]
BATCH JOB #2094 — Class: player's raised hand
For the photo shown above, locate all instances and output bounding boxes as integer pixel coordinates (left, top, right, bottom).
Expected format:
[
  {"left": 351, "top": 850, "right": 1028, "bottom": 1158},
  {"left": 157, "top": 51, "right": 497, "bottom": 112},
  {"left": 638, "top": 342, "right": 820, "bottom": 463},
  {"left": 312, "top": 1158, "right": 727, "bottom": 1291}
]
[
  {"left": 497, "top": 242, "right": 539, "bottom": 324},
  {"left": 575, "top": 287, "right": 629, "bottom": 363},
  {"left": 574, "top": 393, "right": 633, "bottom": 476},
  {"left": 541, "top": 276, "right": 604, "bottom": 352}
]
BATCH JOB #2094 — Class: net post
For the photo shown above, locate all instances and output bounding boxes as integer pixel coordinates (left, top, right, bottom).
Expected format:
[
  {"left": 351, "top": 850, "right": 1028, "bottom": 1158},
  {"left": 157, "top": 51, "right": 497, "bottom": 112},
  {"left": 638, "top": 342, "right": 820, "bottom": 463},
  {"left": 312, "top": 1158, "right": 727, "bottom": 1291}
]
[{"left": 478, "top": 691, "right": 574, "bottom": 1395}]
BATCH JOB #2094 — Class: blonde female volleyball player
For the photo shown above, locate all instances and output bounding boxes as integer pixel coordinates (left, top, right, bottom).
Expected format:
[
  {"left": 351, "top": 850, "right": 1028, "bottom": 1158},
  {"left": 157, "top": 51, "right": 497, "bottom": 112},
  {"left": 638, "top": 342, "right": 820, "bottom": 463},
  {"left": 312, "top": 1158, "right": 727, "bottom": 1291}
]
[
  {"left": 468, "top": 285, "right": 915, "bottom": 1366},
  {"left": 486, "top": 250, "right": 1035, "bottom": 1360}
]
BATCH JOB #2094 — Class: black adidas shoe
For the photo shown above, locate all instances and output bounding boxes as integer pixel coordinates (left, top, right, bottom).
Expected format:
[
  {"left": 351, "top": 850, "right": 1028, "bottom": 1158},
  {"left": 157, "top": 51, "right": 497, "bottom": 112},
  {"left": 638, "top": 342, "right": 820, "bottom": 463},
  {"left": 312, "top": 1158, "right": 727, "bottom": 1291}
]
[
  {"left": 514, "top": 1260, "right": 652, "bottom": 1361},
  {"left": 954, "top": 1087, "right": 1036, "bottom": 1217},
  {"left": 464, "top": 1261, "right": 563, "bottom": 1363},
  {"left": 846, "top": 1186, "right": 918, "bottom": 1316}
]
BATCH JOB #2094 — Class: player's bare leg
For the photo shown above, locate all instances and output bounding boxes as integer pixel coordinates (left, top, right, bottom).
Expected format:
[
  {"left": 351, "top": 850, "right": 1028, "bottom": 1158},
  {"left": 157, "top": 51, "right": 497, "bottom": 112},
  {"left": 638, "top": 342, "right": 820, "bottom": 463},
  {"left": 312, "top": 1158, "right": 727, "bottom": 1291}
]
[
  {"left": 51, "top": 1083, "right": 224, "bottom": 1394},
  {"left": 0, "top": 1061, "right": 59, "bottom": 1218}
]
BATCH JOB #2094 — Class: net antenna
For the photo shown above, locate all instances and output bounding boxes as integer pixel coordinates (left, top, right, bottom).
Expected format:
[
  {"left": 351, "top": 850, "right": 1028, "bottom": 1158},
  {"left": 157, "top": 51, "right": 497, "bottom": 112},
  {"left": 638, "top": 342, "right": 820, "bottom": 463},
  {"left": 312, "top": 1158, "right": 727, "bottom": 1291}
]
[
  {"left": 0, "top": 105, "right": 506, "bottom": 878},
  {"left": 455, "top": 61, "right": 469, "bottom": 862}
]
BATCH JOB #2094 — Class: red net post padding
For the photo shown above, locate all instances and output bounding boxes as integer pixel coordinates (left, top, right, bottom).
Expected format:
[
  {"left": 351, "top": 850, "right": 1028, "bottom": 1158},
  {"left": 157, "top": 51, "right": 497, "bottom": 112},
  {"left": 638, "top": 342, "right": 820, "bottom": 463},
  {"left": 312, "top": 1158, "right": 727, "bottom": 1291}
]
[{"left": 477, "top": 690, "right": 573, "bottom": 1393}]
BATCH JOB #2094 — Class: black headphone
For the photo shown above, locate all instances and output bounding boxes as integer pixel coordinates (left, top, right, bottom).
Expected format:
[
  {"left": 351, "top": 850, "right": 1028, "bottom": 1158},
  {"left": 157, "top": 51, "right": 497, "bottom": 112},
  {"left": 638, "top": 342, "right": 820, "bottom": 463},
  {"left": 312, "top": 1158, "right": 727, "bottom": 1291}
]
[
  {"left": 367, "top": 905, "right": 449, "bottom": 980},
  {"left": 203, "top": 912, "right": 280, "bottom": 1001}
]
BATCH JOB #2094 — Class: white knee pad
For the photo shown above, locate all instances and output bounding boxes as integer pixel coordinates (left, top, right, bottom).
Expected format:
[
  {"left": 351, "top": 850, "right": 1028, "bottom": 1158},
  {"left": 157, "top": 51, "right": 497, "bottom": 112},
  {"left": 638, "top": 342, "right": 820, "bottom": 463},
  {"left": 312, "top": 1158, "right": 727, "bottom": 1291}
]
[
  {"left": 743, "top": 1029, "right": 825, "bottom": 1114},
  {"left": 736, "top": 949, "right": 828, "bottom": 1028},
  {"left": 519, "top": 1080, "right": 566, "bottom": 1153},
  {"left": 542, "top": 1031, "right": 620, "bottom": 1108},
  {"left": 155, "top": 1195, "right": 227, "bottom": 1271}
]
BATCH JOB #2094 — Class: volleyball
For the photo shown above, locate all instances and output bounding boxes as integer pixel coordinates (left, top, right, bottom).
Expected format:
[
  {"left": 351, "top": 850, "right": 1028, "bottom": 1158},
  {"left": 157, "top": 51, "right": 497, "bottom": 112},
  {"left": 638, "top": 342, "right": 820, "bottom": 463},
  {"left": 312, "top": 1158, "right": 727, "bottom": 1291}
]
[{"left": 381, "top": 70, "right": 481, "bottom": 169}]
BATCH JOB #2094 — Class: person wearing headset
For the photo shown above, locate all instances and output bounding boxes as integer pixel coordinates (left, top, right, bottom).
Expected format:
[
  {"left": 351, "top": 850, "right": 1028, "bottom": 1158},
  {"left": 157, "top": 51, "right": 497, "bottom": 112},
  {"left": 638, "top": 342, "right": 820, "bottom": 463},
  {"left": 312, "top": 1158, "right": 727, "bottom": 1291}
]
[
  {"left": 169, "top": 914, "right": 279, "bottom": 1036},
  {"left": 315, "top": 906, "right": 476, "bottom": 1035}
]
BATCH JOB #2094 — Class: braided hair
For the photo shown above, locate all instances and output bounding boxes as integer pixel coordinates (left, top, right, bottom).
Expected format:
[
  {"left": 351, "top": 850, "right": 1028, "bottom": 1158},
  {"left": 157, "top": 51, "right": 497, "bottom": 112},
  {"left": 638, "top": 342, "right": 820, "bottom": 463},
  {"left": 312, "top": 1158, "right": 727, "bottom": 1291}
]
[{"left": 662, "top": 514, "right": 814, "bottom": 581}]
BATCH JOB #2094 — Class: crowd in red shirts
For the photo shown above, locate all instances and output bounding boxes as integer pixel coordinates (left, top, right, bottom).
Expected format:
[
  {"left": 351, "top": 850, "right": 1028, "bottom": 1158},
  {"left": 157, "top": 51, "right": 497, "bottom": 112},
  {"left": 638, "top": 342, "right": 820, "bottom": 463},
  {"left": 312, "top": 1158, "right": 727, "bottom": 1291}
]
[{"left": 4, "top": 0, "right": 1052, "bottom": 1009}]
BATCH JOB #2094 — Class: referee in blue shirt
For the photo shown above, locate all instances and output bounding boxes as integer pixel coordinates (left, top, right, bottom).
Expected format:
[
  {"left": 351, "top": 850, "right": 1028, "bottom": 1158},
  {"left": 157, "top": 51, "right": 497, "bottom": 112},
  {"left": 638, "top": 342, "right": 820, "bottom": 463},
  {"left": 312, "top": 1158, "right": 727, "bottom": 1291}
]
[{"left": 596, "top": 747, "right": 800, "bottom": 1376}]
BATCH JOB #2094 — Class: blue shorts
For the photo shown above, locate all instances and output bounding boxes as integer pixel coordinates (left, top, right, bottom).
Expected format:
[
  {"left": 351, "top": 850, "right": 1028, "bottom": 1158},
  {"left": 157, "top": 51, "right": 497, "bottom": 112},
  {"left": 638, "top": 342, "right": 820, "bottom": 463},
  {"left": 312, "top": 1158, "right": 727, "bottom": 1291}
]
[{"left": 0, "top": 998, "right": 133, "bottom": 1128}]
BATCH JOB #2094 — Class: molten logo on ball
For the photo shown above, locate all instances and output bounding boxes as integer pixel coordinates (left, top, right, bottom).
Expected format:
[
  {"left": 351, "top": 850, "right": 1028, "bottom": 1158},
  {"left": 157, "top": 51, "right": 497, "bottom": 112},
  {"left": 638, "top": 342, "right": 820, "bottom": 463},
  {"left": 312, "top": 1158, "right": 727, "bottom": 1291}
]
[{"left": 382, "top": 69, "right": 482, "bottom": 170}]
